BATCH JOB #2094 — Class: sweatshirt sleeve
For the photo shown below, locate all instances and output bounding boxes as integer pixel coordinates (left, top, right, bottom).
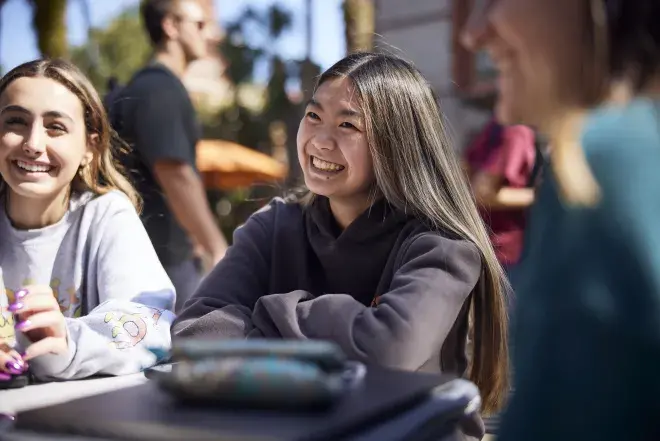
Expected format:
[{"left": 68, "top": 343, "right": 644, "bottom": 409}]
[
  {"left": 171, "top": 201, "right": 275, "bottom": 338},
  {"left": 28, "top": 195, "right": 176, "bottom": 380},
  {"left": 250, "top": 233, "right": 481, "bottom": 370}
]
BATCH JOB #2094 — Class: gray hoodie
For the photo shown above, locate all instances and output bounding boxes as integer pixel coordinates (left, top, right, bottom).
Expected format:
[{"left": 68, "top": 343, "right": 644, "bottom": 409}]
[{"left": 173, "top": 197, "right": 480, "bottom": 375}]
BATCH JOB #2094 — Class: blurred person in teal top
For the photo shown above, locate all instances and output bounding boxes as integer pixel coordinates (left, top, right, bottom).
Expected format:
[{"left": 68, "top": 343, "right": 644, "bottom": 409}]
[{"left": 462, "top": 0, "right": 660, "bottom": 440}]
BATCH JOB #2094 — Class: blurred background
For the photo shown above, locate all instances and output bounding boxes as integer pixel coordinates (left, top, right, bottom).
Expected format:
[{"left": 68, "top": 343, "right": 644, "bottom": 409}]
[{"left": 0, "top": 0, "right": 497, "bottom": 238}]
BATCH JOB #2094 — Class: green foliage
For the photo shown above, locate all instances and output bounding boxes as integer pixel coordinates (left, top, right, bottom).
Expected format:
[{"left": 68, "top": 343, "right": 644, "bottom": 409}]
[
  {"left": 206, "top": 3, "right": 304, "bottom": 155},
  {"left": 219, "top": 29, "right": 262, "bottom": 85},
  {"left": 204, "top": 3, "right": 309, "bottom": 229},
  {"left": 219, "top": 3, "right": 292, "bottom": 84},
  {"left": 70, "top": 8, "right": 150, "bottom": 94}
]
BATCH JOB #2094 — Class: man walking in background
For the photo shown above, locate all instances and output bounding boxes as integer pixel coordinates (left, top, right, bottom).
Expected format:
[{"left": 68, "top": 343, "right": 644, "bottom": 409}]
[{"left": 110, "top": 0, "right": 227, "bottom": 312}]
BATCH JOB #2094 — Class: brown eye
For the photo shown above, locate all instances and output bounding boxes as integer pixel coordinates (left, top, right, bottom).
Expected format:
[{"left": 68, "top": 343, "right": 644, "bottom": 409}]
[
  {"left": 47, "top": 123, "right": 67, "bottom": 134},
  {"left": 339, "top": 122, "right": 357, "bottom": 130}
]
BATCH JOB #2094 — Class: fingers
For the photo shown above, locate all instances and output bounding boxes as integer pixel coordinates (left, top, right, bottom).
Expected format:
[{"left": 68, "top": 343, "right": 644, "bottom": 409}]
[
  {"left": 22, "top": 337, "right": 68, "bottom": 361},
  {"left": 8, "top": 285, "right": 59, "bottom": 320},
  {"left": 14, "top": 311, "right": 67, "bottom": 338},
  {"left": 0, "top": 348, "right": 26, "bottom": 377},
  {"left": 4, "top": 285, "right": 69, "bottom": 365}
]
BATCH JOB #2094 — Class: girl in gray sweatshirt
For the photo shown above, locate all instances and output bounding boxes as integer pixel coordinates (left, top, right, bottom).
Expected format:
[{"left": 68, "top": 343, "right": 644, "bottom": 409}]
[{"left": 0, "top": 59, "right": 175, "bottom": 382}]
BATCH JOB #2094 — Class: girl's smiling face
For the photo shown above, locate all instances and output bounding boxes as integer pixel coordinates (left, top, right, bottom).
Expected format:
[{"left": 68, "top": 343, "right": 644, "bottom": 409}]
[
  {"left": 0, "top": 76, "right": 93, "bottom": 203},
  {"left": 297, "top": 76, "right": 375, "bottom": 205}
]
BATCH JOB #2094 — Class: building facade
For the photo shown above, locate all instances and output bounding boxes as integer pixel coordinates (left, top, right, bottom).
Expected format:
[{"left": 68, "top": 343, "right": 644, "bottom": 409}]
[{"left": 374, "top": 0, "right": 496, "bottom": 149}]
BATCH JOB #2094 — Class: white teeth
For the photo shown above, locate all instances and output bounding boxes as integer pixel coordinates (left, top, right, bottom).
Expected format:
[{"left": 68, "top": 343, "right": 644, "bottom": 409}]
[
  {"left": 312, "top": 156, "right": 344, "bottom": 172},
  {"left": 16, "top": 160, "right": 52, "bottom": 173}
]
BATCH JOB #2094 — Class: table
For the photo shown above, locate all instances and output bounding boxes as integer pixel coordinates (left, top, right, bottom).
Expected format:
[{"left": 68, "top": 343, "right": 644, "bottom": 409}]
[
  {"left": 0, "top": 372, "right": 483, "bottom": 441},
  {"left": 0, "top": 374, "right": 147, "bottom": 416}
]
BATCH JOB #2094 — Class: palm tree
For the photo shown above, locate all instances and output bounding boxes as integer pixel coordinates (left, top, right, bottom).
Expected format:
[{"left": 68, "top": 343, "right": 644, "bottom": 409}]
[
  {"left": 30, "top": 0, "right": 68, "bottom": 58},
  {"left": 342, "top": 0, "right": 374, "bottom": 53}
]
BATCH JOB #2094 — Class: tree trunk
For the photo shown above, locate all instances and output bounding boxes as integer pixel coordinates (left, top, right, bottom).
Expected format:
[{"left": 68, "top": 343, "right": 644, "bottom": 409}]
[
  {"left": 31, "top": 0, "right": 68, "bottom": 59},
  {"left": 0, "top": 0, "right": 6, "bottom": 73},
  {"left": 342, "top": 0, "right": 374, "bottom": 53}
]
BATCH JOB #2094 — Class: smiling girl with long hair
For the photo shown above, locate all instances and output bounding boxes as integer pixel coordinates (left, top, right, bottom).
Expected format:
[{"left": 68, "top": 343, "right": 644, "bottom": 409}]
[
  {"left": 0, "top": 59, "right": 174, "bottom": 384},
  {"left": 174, "top": 53, "right": 509, "bottom": 431}
]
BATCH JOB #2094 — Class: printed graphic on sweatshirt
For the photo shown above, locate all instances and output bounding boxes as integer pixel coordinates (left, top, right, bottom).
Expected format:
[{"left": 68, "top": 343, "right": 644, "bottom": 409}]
[
  {"left": 103, "top": 306, "right": 164, "bottom": 350},
  {"left": 51, "top": 278, "right": 82, "bottom": 317},
  {"left": 0, "top": 294, "right": 13, "bottom": 345},
  {"left": 5, "top": 278, "right": 167, "bottom": 350},
  {"left": 4, "top": 278, "right": 82, "bottom": 318}
]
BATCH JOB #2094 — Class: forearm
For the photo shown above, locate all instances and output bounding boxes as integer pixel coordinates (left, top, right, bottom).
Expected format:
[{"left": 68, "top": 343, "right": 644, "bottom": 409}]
[
  {"left": 250, "top": 236, "right": 480, "bottom": 370},
  {"left": 157, "top": 166, "right": 228, "bottom": 259},
  {"left": 252, "top": 290, "right": 458, "bottom": 370},
  {"left": 27, "top": 301, "right": 174, "bottom": 380},
  {"left": 477, "top": 186, "right": 535, "bottom": 210},
  {"left": 173, "top": 304, "right": 254, "bottom": 338}
]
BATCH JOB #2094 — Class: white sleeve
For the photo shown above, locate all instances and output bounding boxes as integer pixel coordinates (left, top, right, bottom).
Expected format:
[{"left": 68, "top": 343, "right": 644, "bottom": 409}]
[{"left": 29, "top": 195, "right": 176, "bottom": 380}]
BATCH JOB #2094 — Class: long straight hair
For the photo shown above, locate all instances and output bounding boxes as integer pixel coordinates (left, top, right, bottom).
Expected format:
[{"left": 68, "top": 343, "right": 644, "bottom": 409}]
[
  {"left": 315, "top": 52, "right": 509, "bottom": 413},
  {"left": 0, "top": 59, "right": 141, "bottom": 211}
]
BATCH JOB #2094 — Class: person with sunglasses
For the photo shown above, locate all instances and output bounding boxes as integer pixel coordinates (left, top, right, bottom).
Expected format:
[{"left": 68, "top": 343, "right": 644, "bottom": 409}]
[{"left": 109, "top": 0, "right": 228, "bottom": 313}]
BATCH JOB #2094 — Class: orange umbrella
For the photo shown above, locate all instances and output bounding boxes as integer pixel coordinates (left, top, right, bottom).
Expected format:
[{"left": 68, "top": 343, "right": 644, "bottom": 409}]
[{"left": 197, "top": 139, "right": 288, "bottom": 190}]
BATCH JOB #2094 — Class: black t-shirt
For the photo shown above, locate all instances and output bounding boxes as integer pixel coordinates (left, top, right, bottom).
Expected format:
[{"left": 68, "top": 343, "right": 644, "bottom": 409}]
[{"left": 110, "top": 63, "right": 201, "bottom": 266}]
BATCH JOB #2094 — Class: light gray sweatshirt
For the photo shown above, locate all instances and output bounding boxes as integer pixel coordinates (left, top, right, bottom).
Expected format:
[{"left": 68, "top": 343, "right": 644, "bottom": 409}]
[{"left": 0, "top": 190, "right": 175, "bottom": 380}]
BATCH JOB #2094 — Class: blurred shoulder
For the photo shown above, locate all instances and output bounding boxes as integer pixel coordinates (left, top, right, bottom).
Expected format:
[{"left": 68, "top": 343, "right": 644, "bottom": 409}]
[{"left": 583, "top": 98, "right": 660, "bottom": 167}]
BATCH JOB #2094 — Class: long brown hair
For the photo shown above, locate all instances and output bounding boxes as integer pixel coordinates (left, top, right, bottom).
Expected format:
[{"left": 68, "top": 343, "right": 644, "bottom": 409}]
[
  {"left": 315, "top": 52, "right": 509, "bottom": 414},
  {"left": 0, "top": 59, "right": 141, "bottom": 211}
]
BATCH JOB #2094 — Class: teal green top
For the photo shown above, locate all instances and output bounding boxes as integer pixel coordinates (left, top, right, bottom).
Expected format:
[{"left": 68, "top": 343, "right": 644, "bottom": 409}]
[{"left": 500, "top": 98, "right": 660, "bottom": 440}]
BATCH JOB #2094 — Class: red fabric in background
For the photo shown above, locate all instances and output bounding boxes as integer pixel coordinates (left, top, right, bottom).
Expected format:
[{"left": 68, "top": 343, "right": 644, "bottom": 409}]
[{"left": 466, "top": 121, "right": 536, "bottom": 266}]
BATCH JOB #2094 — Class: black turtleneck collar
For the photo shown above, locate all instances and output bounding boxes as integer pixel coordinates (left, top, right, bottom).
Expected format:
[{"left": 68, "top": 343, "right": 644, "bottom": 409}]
[
  {"left": 306, "top": 196, "right": 410, "bottom": 243},
  {"left": 303, "top": 196, "right": 414, "bottom": 305}
]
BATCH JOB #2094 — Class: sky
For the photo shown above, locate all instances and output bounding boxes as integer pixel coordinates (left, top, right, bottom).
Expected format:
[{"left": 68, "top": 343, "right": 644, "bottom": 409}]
[{"left": 0, "top": 0, "right": 346, "bottom": 81}]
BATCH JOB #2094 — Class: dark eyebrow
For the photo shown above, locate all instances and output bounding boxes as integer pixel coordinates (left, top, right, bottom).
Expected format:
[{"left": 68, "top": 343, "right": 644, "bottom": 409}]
[
  {"left": 0, "top": 105, "right": 74, "bottom": 122},
  {"left": 339, "top": 108, "right": 361, "bottom": 118},
  {"left": 305, "top": 98, "right": 362, "bottom": 118},
  {"left": 306, "top": 98, "right": 322, "bottom": 110},
  {"left": 0, "top": 105, "right": 30, "bottom": 116}
]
